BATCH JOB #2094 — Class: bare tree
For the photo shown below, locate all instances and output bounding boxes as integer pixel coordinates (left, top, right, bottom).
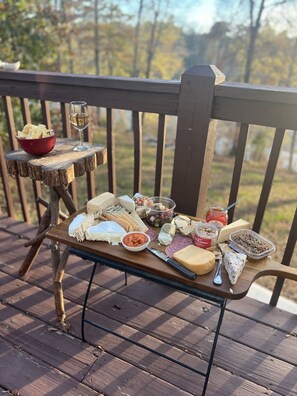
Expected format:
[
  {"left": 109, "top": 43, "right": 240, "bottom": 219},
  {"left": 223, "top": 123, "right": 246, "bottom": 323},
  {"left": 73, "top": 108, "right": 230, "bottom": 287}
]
[
  {"left": 145, "top": 0, "right": 168, "bottom": 79},
  {"left": 285, "top": 37, "right": 297, "bottom": 172},
  {"left": 132, "top": 0, "right": 144, "bottom": 77},
  {"left": 244, "top": 0, "right": 266, "bottom": 82},
  {"left": 243, "top": 0, "right": 288, "bottom": 82},
  {"left": 94, "top": 0, "right": 100, "bottom": 75}
]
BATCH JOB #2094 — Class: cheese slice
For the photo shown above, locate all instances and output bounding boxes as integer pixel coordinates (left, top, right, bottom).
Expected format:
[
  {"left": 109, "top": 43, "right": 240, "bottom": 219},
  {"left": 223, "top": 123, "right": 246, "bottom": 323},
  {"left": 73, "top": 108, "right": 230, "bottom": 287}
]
[
  {"left": 85, "top": 221, "right": 126, "bottom": 245},
  {"left": 173, "top": 245, "right": 216, "bottom": 275},
  {"left": 218, "top": 219, "right": 250, "bottom": 243},
  {"left": 68, "top": 213, "right": 87, "bottom": 237},
  {"left": 87, "top": 192, "right": 117, "bottom": 214},
  {"left": 119, "top": 195, "right": 135, "bottom": 213},
  {"left": 223, "top": 251, "right": 247, "bottom": 285}
]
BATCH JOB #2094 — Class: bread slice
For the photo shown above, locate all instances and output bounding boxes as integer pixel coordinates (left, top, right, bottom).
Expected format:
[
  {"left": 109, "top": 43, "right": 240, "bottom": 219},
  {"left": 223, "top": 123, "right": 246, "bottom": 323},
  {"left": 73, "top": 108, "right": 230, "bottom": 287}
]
[
  {"left": 130, "top": 211, "right": 149, "bottom": 232},
  {"left": 105, "top": 213, "right": 133, "bottom": 231}
]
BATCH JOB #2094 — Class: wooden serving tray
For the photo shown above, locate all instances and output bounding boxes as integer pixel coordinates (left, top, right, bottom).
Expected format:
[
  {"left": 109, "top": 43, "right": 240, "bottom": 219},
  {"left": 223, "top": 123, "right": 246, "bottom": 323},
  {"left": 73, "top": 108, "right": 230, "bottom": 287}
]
[{"left": 47, "top": 207, "right": 297, "bottom": 300}]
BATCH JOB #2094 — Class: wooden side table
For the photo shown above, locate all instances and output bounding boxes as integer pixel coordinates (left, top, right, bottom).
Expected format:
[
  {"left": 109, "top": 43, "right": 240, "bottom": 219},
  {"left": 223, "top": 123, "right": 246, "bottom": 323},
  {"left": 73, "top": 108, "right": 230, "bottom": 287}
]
[{"left": 5, "top": 138, "right": 107, "bottom": 327}]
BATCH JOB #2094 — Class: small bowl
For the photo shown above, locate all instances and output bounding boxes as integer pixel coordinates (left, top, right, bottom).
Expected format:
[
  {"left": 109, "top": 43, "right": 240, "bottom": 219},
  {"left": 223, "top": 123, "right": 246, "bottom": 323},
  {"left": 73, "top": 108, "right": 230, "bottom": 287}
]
[
  {"left": 146, "top": 196, "right": 176, "bottom": 227},
  {"left": 16, "top": 134, "right": 56, "bottom": 156},
  {"left": 121, "top": 232, "right": 150, "bottom": 252}
]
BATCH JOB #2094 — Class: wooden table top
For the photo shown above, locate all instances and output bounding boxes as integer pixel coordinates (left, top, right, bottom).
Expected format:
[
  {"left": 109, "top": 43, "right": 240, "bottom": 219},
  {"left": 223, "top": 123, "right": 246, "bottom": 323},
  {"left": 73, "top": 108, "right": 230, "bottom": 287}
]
[
  {"left": 47, "top": 208, "right": 297, "bottom": 300},
  {"left": 5, "top": 138, "right": 107, "bottom": 186}
]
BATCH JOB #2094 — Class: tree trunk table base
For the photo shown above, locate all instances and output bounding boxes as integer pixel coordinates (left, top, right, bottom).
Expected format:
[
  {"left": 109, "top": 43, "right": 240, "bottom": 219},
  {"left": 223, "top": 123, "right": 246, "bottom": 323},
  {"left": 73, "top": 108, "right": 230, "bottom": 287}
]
[{"left": 6, "top": 139, "right": 107, "bottom": 327}]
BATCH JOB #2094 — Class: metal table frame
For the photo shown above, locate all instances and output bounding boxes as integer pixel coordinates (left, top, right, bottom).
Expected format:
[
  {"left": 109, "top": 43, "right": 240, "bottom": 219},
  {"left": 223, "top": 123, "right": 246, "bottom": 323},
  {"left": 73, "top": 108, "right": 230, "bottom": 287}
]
[{"left": 70, "top": 247, "right": 227, "bottom": 396}]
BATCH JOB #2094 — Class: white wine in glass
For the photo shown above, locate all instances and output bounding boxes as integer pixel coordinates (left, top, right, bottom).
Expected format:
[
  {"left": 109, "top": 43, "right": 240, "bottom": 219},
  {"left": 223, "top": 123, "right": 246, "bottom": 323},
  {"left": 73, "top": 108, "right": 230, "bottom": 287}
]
[{"left": 69, "top": 101, "right": 90, "bottom": 151}]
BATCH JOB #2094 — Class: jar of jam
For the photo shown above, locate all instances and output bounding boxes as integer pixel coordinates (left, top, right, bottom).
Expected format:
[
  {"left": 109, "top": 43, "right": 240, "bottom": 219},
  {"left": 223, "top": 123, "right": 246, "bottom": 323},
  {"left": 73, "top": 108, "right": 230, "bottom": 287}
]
[
  {"left": 206, "top": 205, "right": 228, "bottom": 229},
  {"left": 194, "top": 222, "right": 218, "bottom": 249}
]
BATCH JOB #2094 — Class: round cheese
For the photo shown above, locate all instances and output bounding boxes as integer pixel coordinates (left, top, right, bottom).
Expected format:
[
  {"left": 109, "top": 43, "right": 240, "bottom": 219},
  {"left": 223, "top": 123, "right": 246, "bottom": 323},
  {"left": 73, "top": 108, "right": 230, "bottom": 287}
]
[{"left": 173, "top": 245, "right": 216, "bottom": 275}]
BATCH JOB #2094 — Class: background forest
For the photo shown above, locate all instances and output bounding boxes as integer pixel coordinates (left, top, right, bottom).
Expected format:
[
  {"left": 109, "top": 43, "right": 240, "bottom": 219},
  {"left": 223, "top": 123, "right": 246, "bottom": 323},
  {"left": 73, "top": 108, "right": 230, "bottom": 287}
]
[
  {"left": 2, "top": 0, "right": 297, "bottom": 84},
  {"left": 1, "top": 0, "right": 297, "bottom": 169},
  {"left": 0, "top": 0, "right": 296, "bottom": 300}
]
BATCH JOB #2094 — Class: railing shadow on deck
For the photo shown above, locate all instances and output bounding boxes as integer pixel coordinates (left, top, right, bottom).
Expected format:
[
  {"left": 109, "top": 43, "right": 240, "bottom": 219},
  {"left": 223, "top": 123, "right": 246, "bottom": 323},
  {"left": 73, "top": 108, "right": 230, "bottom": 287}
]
[{"left": 0, "top": 64, "right": 296, "bottom": 307}]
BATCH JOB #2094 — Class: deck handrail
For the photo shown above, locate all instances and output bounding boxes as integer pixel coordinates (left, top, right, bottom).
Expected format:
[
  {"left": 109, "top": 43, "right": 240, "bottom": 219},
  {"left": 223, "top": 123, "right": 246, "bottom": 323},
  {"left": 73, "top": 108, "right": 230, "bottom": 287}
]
[{"left": 0, "top": 65, "right": 296, "bottom": 306}]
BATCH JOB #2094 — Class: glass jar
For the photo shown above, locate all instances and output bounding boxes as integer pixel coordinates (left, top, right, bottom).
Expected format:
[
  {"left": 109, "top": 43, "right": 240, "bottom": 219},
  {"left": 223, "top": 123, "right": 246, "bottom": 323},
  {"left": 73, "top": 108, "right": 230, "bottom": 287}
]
[
  {"left": 194, "top": 222, "right": 218, "bottom": 249},
  {"left": 206, "top": 205, "right": 228, "bottom": 229}
]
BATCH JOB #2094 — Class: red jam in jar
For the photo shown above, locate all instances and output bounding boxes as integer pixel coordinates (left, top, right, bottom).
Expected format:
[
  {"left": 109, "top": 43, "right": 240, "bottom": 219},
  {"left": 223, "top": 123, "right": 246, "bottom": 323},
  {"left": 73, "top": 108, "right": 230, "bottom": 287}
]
[
  {"left": 206, "top": 205, "right": 228, "bottom": 229},
  {"left": 194, "top": 222, "right": 218, "bottom": 249}
]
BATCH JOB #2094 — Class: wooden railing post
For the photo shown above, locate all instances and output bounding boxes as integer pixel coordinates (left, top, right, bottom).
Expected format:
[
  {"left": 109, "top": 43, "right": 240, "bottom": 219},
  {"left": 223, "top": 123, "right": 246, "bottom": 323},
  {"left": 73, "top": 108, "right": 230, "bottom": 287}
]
[{"left": 171, "top": 65, "right": 225, "bottom": 217}]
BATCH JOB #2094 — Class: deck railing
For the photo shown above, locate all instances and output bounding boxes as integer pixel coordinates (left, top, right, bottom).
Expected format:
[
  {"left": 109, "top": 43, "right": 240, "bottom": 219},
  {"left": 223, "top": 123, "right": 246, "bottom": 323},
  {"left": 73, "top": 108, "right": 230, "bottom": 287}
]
[{"left": 0, "top": 64, "right": 296, "bottom": 306}]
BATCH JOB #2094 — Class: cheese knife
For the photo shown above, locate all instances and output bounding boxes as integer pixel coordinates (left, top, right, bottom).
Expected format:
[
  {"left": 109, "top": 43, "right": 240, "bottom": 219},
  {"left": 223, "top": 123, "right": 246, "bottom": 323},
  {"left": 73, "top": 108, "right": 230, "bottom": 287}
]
[{"left": 147, "top": 246, "right": 197, "bottom": 280}]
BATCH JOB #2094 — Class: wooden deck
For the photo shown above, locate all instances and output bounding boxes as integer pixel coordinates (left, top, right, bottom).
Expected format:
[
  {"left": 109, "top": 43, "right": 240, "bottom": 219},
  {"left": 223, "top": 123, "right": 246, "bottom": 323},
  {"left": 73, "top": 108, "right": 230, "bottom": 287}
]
[{"left": 0, "top": 216, "right": 297, "bottom": 396}]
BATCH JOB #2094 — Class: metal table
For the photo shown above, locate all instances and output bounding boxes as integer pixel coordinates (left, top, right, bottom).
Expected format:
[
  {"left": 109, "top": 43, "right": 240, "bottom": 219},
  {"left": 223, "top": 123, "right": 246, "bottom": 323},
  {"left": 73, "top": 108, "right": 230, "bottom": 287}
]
[{"left": 47, "top": 208, "right": 297, "bottom": 395}]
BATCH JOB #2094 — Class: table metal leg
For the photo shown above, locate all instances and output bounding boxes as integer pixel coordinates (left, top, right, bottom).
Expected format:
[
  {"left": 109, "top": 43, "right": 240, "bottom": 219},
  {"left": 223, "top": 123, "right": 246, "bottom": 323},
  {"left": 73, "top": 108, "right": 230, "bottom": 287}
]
[
  {"left": 73, "top": 248, "right": 226, "bottom": 396},
  {"left": 202, "top": 298, "right": 227, "bottom": 396},
  {"left": 81, "top": 260, "right": 98, "bottom": 342}
]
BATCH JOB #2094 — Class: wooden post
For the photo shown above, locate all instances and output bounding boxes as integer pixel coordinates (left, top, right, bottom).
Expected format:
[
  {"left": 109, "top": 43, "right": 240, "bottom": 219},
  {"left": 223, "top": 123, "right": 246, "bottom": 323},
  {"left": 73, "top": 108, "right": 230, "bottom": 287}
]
[{"left": 171, "top": 65, "right": 225, "bottom": 217}]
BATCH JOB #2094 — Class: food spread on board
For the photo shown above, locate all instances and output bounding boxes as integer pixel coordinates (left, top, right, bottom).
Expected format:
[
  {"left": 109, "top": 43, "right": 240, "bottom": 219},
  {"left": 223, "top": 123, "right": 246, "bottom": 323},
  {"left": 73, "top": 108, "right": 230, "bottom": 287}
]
[{"left": 68, "top": 192, "right": 276, "bottom": 286}]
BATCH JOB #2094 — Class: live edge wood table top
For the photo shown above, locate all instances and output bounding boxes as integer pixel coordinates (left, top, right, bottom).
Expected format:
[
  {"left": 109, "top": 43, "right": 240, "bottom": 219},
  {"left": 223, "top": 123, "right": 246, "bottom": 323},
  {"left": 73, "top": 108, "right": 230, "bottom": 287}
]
[
  {"left": 5, "top": 138, "right": 107, "bottom": 186},
  {"left": 47, "top": 207, "right": 297, "bottom": 301}
]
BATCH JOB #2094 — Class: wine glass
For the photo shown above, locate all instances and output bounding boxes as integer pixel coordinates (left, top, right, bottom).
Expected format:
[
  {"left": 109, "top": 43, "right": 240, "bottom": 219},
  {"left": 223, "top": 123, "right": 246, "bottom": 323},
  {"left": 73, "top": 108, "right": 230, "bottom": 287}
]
[{"left": 69, "top": 101, "right": 90, "bottom": 151}]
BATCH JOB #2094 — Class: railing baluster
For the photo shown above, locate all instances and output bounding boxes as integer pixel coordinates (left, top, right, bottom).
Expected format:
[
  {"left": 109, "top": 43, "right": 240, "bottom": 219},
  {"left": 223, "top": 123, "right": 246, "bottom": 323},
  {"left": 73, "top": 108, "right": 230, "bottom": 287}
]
[
  {"left": 85, "top": 124, "right": 96, "bottom": 200},
  {"left": 2, "top": 96, "right": 30, "bottom": 222},
  {"left": 20, "top": 97, "right": 43, "bottom": 222},
  {"left": 60, "top": 102, "right": 71, "bottom": 138},
  {"left": 132, "top": 111, "right": 142, "bottom": 194},
  {"left": 60, "top": 102, "right": 78, "bottom": 208},
  {"left": 82, "top": 115, "right": 96, "bottom": 200},
  {"left": 154, "top": 114, "right": 166, "bottom": 196},
  {"left": 0, "top": 139, "right": 15, "bottom": 217},
  {"left": 86, "top": 169, "right": 96, "bottom": 200},
  {"left": 228, "top": 123, "right": 249, "bottom": 223},
  {"left": 40, "top": 100, "right": 52, "bottom": 129},
  {"left": 253, "top": 128, "right": 285, "bottom": 233},
  {"left": 106, "top": 108, "right": 116, "bottom": 194},
  {"left": 270, "top": 207, "right": 297, "bottom": 306}
]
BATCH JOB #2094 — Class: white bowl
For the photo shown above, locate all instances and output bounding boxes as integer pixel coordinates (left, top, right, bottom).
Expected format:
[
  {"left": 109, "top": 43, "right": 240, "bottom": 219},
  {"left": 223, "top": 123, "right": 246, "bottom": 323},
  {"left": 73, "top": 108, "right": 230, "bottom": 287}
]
[{"left": 121, "top": 232, "right": 150, "bottom": 252}]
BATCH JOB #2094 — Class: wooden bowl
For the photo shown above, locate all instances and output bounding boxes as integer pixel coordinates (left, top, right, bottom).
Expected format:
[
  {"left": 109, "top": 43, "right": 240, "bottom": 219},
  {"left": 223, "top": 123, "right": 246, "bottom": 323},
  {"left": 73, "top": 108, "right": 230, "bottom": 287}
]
[{"left": 16, "top": 134, "right": 56, "bottom": 156}]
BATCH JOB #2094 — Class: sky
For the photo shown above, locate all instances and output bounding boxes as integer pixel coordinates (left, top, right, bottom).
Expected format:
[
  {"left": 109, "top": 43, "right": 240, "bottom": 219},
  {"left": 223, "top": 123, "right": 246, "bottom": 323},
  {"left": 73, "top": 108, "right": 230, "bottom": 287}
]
[
  {"left": 121, "top": 0, "right": 218, "bottom": 34},
  {"left": 121, "top": 0, "right": 297, "bottom": 37},
  {"left": 172, "top": 0, "right": 217, "bottom": 33}
]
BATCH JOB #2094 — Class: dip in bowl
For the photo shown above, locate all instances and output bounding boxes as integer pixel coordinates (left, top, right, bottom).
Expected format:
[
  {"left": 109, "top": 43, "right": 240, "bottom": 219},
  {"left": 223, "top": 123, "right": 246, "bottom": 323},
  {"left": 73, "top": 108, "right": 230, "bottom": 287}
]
[{"left": 121, "top": 232, "right": 150, "bottom": 252}]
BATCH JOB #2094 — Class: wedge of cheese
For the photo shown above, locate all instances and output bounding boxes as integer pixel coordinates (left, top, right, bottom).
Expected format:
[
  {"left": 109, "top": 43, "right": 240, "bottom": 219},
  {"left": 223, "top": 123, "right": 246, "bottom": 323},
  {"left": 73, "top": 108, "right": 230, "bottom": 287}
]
[
  {"left": 173, "top": 245, "right": 216, "bottom": 275},
  {"left": 223, "top": 251, "right": 247, "bottom": 285},
  {"left": 119, "top": 195, "right": 135, "bottom": 213},
  {"left": 218, "top": 219, "right": 250, "bottom": 243},
  {"left": 87, "top": 192, "right": 117, "bottom": 214}
]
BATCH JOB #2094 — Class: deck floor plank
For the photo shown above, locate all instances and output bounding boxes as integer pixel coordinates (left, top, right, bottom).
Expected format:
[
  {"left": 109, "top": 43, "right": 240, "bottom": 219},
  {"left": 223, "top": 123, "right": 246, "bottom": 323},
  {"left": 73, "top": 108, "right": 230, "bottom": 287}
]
[
  {"left": 0, "top": 337, "right": 98, "bottom": 396},
  {"left": 0, "top": 302, "right": 98, "bottom": 381},
  {"left": 0, "top": 217, "right": 296, "bottom": 396},
  {"left": 0, "top": 273, "right": 276, "bottom": 396}
]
